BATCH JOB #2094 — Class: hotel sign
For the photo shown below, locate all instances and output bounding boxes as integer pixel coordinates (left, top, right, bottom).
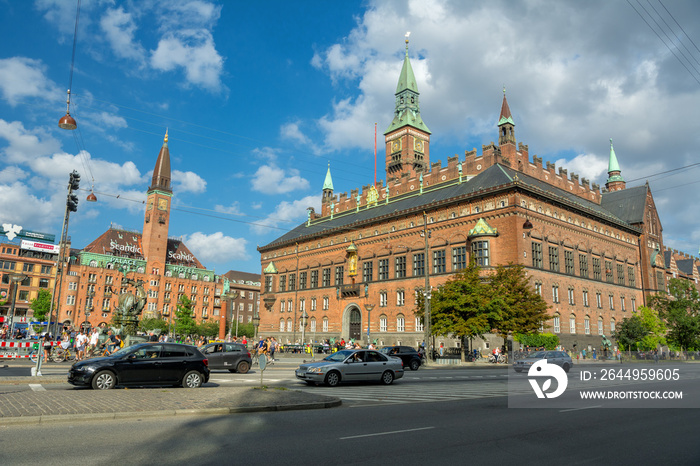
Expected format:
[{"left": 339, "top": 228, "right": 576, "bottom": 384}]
[
  {"left": 20, "top": 240, "right": 59, "bottom": 254},
  {"left": 1, "top": 224, "right": 55, "bottom": 242}
]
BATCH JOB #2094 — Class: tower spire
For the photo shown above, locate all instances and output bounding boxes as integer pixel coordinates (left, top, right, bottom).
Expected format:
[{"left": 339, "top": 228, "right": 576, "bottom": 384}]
[
  {"left": 150, "top": 129, "right": 172, "bottom": 193},
  {"left": 498, "top": 87, "right": 516, "bottom": 146},
  {"left": 605, "top": 138, "right": 626, "bottom": 191}
]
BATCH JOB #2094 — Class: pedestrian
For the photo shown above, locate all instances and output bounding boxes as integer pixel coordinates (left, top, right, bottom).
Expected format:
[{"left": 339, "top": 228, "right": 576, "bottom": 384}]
[
  {"left": 42, "top": 333, "right": 52, "bottom": 363},
  {"left": 439, "top": 342, "right": 445, "bottom": 357},
  {"left": 89, "top": 328, "right": 100, "bottom": 351},
  {"left": 75, "top": 330, "right": 88, "bottom": 360}
]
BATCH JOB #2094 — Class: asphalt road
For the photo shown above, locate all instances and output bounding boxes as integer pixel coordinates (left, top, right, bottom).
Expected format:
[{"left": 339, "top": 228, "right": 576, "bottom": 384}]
[{"left": 1, "top": 387, "right": 697, "bottom": 465}]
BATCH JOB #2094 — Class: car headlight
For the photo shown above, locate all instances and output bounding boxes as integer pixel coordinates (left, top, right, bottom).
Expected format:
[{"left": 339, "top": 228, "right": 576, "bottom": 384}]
[{"left": 307, "top": 367, "right": 324, "bottom": 373}]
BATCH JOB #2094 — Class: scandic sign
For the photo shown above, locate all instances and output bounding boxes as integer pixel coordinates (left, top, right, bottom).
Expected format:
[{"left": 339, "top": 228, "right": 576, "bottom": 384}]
[{"left": 20, "top": 240, "right": 59, "bottom": 254}]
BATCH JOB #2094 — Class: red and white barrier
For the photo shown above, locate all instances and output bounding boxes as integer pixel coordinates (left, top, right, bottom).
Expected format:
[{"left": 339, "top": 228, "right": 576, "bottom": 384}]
[
  {"left": 0, "top": 340, "right": 59, "bottom": 358},
  {"left": 0, "top": 341, "right": 33, "bottom": 348}
]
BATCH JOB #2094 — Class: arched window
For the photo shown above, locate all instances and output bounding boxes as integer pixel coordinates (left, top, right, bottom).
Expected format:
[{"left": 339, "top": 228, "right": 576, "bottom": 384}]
[
  {"left": 322, "top": 317, "right": 329, "bottom": 332},
  {"left": 553, "top": 314, "right": 560, "bottom": 333},
  {"left": 610, "top": 318, "right": 616, "bottom": 333},
  {"left": 598, "top": 317, "right": 604, "bottom": 335},
  {"left": 569, "top": 314, "right": 576, "bottom": 334},
  {"left": 380, "top": 315, "right": 387, "bottom": 332},
  {"left": 279, "top": 319, "right": 285, "bottom": 332},
  {"left": 286, "top": 318, "right": 292, "bottom": 332},
  {"left": 310, "top": 317, "right": 316, "bottom": 333},
  {"left": 397, "top": 314, "right": 405, "bottom": 332}
]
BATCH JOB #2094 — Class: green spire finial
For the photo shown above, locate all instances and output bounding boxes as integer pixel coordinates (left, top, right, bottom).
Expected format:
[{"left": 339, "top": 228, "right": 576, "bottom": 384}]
[
  {"left": 405, "top": 31, "right": 410, "bottom": 56},
  {"left": 606, "top": 138, "right": 624, "bottom": 184},
  {"left": 323, "top": 162, "right": 334, "bottom": 191}
]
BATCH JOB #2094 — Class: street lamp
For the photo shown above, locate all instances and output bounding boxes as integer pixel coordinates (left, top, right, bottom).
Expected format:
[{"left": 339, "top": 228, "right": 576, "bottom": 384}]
[
  {"left": 363, "top": 304, "right": 375, "bottom": 345},
  {"left": 300, "top": 310, "right": 309, "bottom": 350},
  {"left": 252, "top": 311, "right": 260, "bottom": 341},
  {"left": 8, "top": 273, "right": 27, "bottom": 337},
  {"left": 225, "top": 291, "right": 239, "bottom": 340}
]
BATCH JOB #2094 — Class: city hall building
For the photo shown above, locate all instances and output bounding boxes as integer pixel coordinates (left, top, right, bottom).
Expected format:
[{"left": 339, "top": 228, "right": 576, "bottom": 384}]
[{"left": 257, "top": 39, "right": 679, "bottom": 352}]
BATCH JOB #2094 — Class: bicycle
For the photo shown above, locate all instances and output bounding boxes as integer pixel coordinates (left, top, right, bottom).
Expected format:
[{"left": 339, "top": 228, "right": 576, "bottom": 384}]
[
  {"left": 488, "top": 354, "right": 507, "bottom": 364},
  {"left": 50, "top": 346, "right": 76, "bottom": 363}
]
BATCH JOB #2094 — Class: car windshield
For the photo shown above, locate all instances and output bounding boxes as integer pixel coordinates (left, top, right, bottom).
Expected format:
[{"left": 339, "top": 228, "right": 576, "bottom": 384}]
[
  {"left": 527, "top": 351, "right": 547, "bottom": 359},
  {"left": 324, "top": 350, "right": 354, "bottom": 362},
  {"left": 110, "top": 345, "right": 136, "bottom": 358}
]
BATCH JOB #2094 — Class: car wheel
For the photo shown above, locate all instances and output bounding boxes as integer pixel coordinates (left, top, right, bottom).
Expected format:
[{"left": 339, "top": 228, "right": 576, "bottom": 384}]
[
  {"left": 409, "top": 359, "right": 420, "bottom": 371},
  {"left": 562, "top": 363, "right": 570, "bottom": 373},
  {"left": 182, "top": 371, "right": 203, "bottom": 388},
  {"left": 380, "top": 370, "right": 395, "bottom": 385},
  {"left": 236, "top": 361, "right": 250, "bottom": 374},
  {"left": 324, "top": 371, "right": 341, "bottom": 387},
  {"left": 91, "top": 370, "right": 116, "bottom": 390}
]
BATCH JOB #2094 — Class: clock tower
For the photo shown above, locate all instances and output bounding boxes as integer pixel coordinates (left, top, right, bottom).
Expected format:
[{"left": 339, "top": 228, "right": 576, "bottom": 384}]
[
  {"left": 384, "top": 35, "right": 431, "bottom": 180},
  {"left": 142, "top": 131, "right": 173, "bottom": 270}
]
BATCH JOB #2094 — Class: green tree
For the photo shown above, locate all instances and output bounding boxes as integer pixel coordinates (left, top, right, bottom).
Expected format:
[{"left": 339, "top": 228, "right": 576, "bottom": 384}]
[
  {"left": 637, "top": 306, "right": 667, "bottom": 350},
  {"left": 174, "top": 295, "right": 198, "bottom": 337},
  {"left": 649, "top": 278, "right": 700, "bottom": 350},
  {"left": 613, "top": 314, "right": 648, "bottom": 352},
  {"left": 139, "top": 317, "right": 169, "bottom": 334},
  {"left": 197, "top": 321, "right": 220, "bottom": 338},
  {"left": 429, "top": 261, "right": 498, "bottom": 360},
  {"left": 29, "top": 289, "right": 52, "bottom": 322},
  {"left": 488, "top": 263, "right": 550, "bottom": 344},
  {"left": 515, "top": 332, "right": 559, "bottom": 350}
]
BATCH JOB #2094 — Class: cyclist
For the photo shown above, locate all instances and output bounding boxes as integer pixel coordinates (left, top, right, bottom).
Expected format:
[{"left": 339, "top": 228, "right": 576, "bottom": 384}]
[{"left": 105, "top": 330, "right": 118, "bottom": 354}]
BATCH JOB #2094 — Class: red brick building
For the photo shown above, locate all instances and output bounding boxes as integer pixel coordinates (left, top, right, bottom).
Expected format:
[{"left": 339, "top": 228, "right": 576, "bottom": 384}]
[{"left": 257, "top": 39, "right": 678, "bottom": 353}]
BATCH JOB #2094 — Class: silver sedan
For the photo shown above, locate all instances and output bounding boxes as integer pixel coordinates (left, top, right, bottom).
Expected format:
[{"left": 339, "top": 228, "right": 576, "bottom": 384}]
[{"left": 295, "top": 349, "right": 404, "bottom": 387}]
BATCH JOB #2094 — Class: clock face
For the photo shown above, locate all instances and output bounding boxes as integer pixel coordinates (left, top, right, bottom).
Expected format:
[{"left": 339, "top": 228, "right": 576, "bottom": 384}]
[
  {"left": 391, "top": 139, "right": 401, "bottom": 152},
  {"left": 414, "top": 139, "right": 424, "bottom": 152},
  {"left": 147, "top": 199, "right": 154, "bottom": 210},
  {"left": 158, "top": 198, "right": 168, "bottom": 211}
]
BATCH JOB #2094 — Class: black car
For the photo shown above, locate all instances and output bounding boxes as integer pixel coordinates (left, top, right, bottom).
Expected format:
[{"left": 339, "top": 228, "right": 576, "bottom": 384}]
[
  {"left": 200, "top": 342, "right": 252, "bottom": 373},
  {"left": 380, "top": 346, "right": 422, "bottom": 371},
  {"left": 68, "top": 343, "right": 210, "bottom": 390}
]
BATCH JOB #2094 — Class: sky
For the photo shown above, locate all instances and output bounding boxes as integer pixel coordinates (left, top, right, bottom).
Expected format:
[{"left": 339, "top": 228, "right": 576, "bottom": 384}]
[{"left": 1, "top": 0, "right": 700, "bottom": 275}]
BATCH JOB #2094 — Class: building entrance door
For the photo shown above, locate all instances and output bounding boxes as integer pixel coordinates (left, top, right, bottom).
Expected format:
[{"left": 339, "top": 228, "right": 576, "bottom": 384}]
[{"left": 349, "top": 308, "right": 361, "bottom": 340}]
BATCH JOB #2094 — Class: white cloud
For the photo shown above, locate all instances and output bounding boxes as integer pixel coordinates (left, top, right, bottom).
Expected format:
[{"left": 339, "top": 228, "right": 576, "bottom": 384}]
[
  {"left": 251, "top": 165, "right": 310, "bottom": 194},
  {"left": 172, "top": 170, "right": 206, "bottom": 193},
  {"left": 150, "top": 30, "right": 224, "bottom": 92},
  {"left": 280, "top": 121, "right": 310, "bottom": 145},
  {"left": 553, "top": 154, "right": 608, "bottom": 185},
  {"left": 214, "top": 202, "right": 241, "bottom": 215},
  {"left": 252, "top": 147, "right": 279, "bottom": 163},
  {"left": 0, "top": 182, "right": 56, "bottom": 230},
  {"left": 0, "top": 58, "right": 56, "bottom": 106},
  {"left": 0, "top": 120, "right": 61, "bottom": 163},
  {"left": 252, "top": 195, "right": 321, "bottom": 234},
  {"left": 100, "top": 7, "right": 146, "bottom": 64},
  {"left": 183, "top": 231, "right": 248, "bottom": 266}
]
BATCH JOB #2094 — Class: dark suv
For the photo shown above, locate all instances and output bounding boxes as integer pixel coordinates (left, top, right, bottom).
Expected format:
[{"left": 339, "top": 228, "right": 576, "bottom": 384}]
[
  {"left": 68, "top": 343, "right": 210, "bottom": 389},
  {"left": 380, "top": 346, "right": 422, "bottom": 371}
]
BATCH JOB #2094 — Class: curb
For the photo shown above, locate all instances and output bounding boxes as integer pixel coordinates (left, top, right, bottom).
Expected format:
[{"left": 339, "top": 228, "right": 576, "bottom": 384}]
[{"left": 0, "top": 398, "right": 343, "bottom": 426}]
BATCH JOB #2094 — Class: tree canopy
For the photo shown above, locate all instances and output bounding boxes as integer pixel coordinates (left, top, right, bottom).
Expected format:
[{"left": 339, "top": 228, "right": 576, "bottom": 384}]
[
  {"left": 174, "top": 295, "right": 198, "bottom": 336},
  {"left": 649, "top": 278, "right": 700, "bottom": 350},
  {"left": 30, "top": 289, "right": 52, "bottom": 322}
]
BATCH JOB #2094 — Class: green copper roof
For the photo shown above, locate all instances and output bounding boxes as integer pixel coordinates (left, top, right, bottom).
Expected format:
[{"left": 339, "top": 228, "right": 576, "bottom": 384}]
[
  {"left": 263, "top": 261, "right": 278, "bottom": 274},
  {"left": 384, "top": 39, "right": 431, "bottom": 135},
  {"left": 607, "top": 138, "right": 624, "bottom": 182},
  {"left": 322, "top": 163, "right": 334, "bottom": 191},
  {"left": 498, "top": 115, "right": 515, "bottom": 126},
  {"left": 497, "top": 90, "right": 515, "bottom": 126},
  {"left": 468, "top": 218, "right": 498, "bottom": 238}
]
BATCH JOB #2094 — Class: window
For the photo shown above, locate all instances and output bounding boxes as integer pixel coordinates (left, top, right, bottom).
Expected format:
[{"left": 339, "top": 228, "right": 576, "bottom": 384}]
[
  {"left": 592, "top": 257, "right": 601, "bottom": 280},
  {"left": 657, "top": 271, "right": 664, "bottom": 291},
  {"left": 68, "top": 282, "right": 78, "bottom": 291},
  {"left": 413, "top": 253, "right": 425, "bottom": 276},
  {"left": 471, "top": 241, "right": 489, "bottom": 266},
  {"left": 552, "top": 285, "right": 559, "bottom": 303},
  {"left": 605, "top": 260, "right": 613, "bottom": 283},
  {"left": 288, "top": 274, "right": 296, "bottom": 291},
  {"left": 66, "top": 295, "right": 76, "bottom": 305},
  {"left": 609, "top": 294, "right": 615, "bottom": 310},
  {"left": 621, "top": 296, "right": 626, "bottom": 312},
  {"left": 583, "top": 290, "right": 589, "bottom": 307},
  {"left": 379, "top": 292, "right": 387, "bottom": 307},
  {"left": 568, "top": 288, "right": 575, "bottom": 305},
  {"left": 288, "top": 300, "right": 294, "bottom": 313},
  {"left": 415, "top": 317, "right": 424, "bottom": 332},
  {"left": 397, "top": 290, "right": 405, "bottom": 306},
  {"left": 549, "top": 246, "right": 559, "bottom": 272},
  {"left": 553, "top": 315, "right": 560, "bottom": 333},
  {"left": 380, "top": 315, "right": 387, "bottom": 332},
  {"left": 433, "top": 250, "right": 446, "bottom": 273},
  {"left": 569, "top": 315, "right": 576, "bottom": 334},
  {"left": 265, "top": 276, "right": 273, "bottom": 293},
  {"left": 397, "top": 315, "right": 405, "bottom": 332},
  {"left": 584, "top": 317, "right": 590, "bottom": 335},
  {"left": 628, "top": 267, "right": 635, "bottom": 288},
  {"left": 322, "top": 268, "right": 331, "bottom": 287},
  {"left": 279, "top": 319, "right": 285, "bottom": 332},
  {"left": 610, "top": 318, "right": 616, "bottom": 333},
  {"left": 311, "top": 298, "right": 317, "bottom": 311},
  {"left": 23, "top": 263, "right": 34, "bottom": 273},
  {"left": 617, "top": 264, "right": 625, "bottom": 285},
  {"left": 535, "top": 282, "right": 542, "bottom": 295},
  {"left": 631, "top": 297, "right": 636, "bottom": 312},
  {"left": 579, "top": 254, "right": 588, "bottom": 278},
  {"left": 280, "top": 301, "right": 286, "bottom": 313},
  {"left": 287, "top": 319, "right": 292, "bottom": 332},
  {"left": 310, "top": 318, "right": 316, "bottom": 332},
  {"left": 41, "top": 265, "right": 52, "bottom": 274},
  {"left": 299, "top": 272, "right": 307, "bottom": 290},
  {"left": 362, "top": 262, "right": 373, "bottom": 283},
  {"left": 323, "top": 297, "right": 329, "bottom": 310},
  {"left": 453, "top": 246, "right": 467, "bottom": 271},
  {"left": 334, "top": 266, "right": 344, "bottom": 286},
  {"left": 323, "top": 317, "right": 329, "bottom": 332},
  {"left": 378, "top": 259, "right": 389, "bottom": 280},
  {"left": 565, "top": 250, "right": 574, "bottom": 275},
  {"left": 596, "top": 292, "right": 602, "bottom": 309},
  {"left": 395, "top": 256, "right": 406, "bottom": 278},
  {"left": 598, "top": 317, "right": 604, "bottom": 335},
  {"left": 532, "top": 243, "right": 543, "bottom": 269},
  {"left": 299, "top": 298, "right": 305, "bottom": 311},
  {"left": 279, "top": 275, "right": 286, "bottom": 292},
  {"left": 39, "top": 278, "right": 49, "bottom": 288},
  {"left": 311, "top": 270, "right": 319, "bottom": 288}
]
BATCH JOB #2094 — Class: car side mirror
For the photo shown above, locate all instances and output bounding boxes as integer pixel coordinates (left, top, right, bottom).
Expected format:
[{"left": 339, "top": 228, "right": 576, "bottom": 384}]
[{"left": 127, "top": 354, "right": 137, "bottom": 360}]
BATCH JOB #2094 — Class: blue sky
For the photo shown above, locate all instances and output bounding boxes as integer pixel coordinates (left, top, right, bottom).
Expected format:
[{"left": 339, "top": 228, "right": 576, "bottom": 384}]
[{"left": 1, "top": 0, "right": 700, "bottom": 275}]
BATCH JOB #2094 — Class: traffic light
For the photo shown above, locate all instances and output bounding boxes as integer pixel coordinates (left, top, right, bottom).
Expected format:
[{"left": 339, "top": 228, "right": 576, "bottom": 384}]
[
  {"left": 69, "top": 170, "right": 80, "bottom": 192},
  {"left": 67, "top": 193, "right": 79, "bottom": 212}
]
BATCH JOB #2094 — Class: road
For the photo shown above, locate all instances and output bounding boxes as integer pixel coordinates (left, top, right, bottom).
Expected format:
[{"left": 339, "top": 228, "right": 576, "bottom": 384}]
[{"left": 1, "top": 362, "right": 699, "bottom": 464}]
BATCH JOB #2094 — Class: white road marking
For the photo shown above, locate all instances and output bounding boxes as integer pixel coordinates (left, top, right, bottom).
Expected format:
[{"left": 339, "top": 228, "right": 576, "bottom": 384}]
[
  {"left": 340, "top": 426, "right": 435, "bottom": 440},
  {"left": 28, "top": 384, "right": 45, "bottom": 392}
]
